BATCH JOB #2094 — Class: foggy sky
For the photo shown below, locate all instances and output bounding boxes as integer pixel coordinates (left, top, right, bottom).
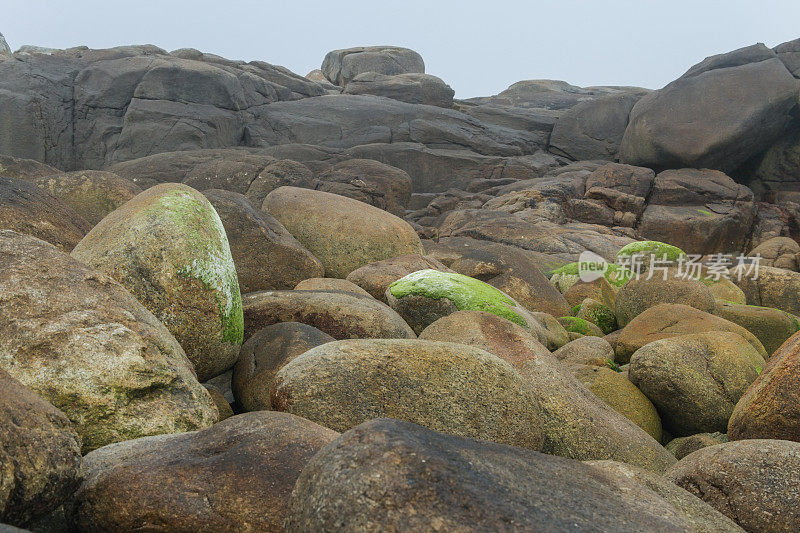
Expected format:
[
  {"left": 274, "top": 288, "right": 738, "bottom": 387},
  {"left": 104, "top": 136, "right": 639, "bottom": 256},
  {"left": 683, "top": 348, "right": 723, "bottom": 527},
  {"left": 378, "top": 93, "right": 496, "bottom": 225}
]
[{"left": 5, "top": 0, "right": 800, "bottom": 98}]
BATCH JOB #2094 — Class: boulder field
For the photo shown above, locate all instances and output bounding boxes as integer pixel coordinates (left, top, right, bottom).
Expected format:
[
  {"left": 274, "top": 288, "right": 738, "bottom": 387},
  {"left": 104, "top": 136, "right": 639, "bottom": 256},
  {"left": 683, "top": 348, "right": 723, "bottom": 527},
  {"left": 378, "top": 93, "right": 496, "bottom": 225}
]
[{"left": 1, "top": 38, "right": 799, "bottom": 531}]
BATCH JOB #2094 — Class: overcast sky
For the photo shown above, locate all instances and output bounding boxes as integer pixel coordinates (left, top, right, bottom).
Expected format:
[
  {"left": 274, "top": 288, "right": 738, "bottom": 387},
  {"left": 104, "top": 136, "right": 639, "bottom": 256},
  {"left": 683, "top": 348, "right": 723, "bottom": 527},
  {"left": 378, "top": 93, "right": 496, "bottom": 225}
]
[{"left": 5, "top": 0, "right": 800, "bottom": 98}]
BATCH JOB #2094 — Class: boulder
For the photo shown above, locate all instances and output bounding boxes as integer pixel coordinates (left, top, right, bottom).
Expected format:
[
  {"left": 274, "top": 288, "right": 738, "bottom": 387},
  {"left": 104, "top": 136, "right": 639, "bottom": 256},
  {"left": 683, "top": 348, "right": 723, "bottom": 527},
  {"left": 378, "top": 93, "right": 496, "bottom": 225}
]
[
  {"left": 636, "top": 169, "right": 756, "bottom": 254},
  {"left": 549, "top": 92, "right": 646, "bottom": 161},
  {"left": 343, "top": 72, "right": 454, "bottom": 107},
  {"left": 202, "top": 189, "right": 324, "bottom": 293},
  {"left": 272, "top": 339, "right": 546, "bottom": 449},
  {"left": 232, "top": 322, "right": 334, "bottom": 412},
  {"left": 553, "top": 336, "right": 617, "bottom": 368},
  {"left": 312, "top": 158, "right": 412, "bottom": 216},
  {"left": 346, "top": 254, "right": 451, "bottom": 301},
  {"left": 418, "top": 310, "right": 552, "bottom": 369},
  {"left": 31, "top": 171, "right": 142, "bottom": 225},
  {"left": 386, "top": 269, "right": 538, "bottom": 334},
  {"left": 571, "top": 365, "right": 662, "bottom": 441},
  {"left": 733, "top": 264, "right": 800, "bottom": 315},
  {"left": 0, "top": 154, "right": 60, "bottom": 180},
  {"left": 262, "top": 186, "right": 423, "bottom": 278},
  {"left": 71, "top": 183, "right": 243, "bottom": 381},
  {"left": 321, "top": 46, "right": 425, "bottom": 86},
  {"left": 242, "top": 289, "right": 414, "bottom": 340},
  {"left": 629, "top": 332, "right": 765, "bottom": 436},
  {"left": 728, "top": 331, "right": 800, "bottom": 442},
  {"left": 0, "top": 370, "right": 81, "bottom": 527},
  {"left": 423, "top": 237, "right": 572, "bottom": 318},
  {"left": 616, "top": 303, "right": 767, "bottom": 363},
  {"left": 620, "top": 44, "right": 800, "bottom": 173},
  {"left": 0, "top": 176, "right": 91, "bottom": 251},
  {"left": 614, "top": 274, "right": 716, "bottom": 327},
  {"left": 665, "top": 432, "right": 728, "bottom": 460},
  {"left": 286, "top": 418, "right": 694, "bottom": 532},
  {"left": 749, "top": 236, "right": 800, "bottom": 270},
  {"left": 68, "top": 412, "right": 338, "bottom": 532},
  {"left": 575, "top": 298, "right": 618, "bottom": 333},
  {"left": 415, "top": 310, "right": 673, "bottom": 471},
  {"left": 559, "top": 316, "right": 604, "bottom": 337},
  {"left": 587, "top": 460, "right": 744, "bottom": 533},
  {"left": 715, "top": 301, "right": 799, "bottom": 356},
  {"left": 293, "top": 277, "right": 372, "bottom": 297},
  {"left": 0, "top": 33, "right": 9, "bottom": 56},
  {"left": 0, "top": 230, "right": 217, "bottom": 452},
  {"left": 667, "top": 439, "right": 800, "bottom": 532},
  {"left": 204, "top": 384, "right": 233, "bottom": 421}
]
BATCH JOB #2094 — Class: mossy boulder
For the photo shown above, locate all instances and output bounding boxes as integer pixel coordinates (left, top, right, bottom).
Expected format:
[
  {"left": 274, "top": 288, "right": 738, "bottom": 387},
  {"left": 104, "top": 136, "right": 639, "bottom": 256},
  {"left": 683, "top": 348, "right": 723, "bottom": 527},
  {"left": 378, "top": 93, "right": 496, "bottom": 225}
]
[
  {"left": 271, "top": 339, "right": 546, "bottom": 450},
  {"left": 346, "top": 254, "right": 452, "bottom": 301},
  {"left": 629, "top": 332, "right": 766, "bottom": 436},
  {"left": 386, "top": 269, "right": 535, "bottom": 334},
  {"left": 616, "top": 303, "right": 767, "bottom": 363},
  {"left": 576, "top": 298, "right": 618, "bottom": 334},
  {"left": 716, "top": 301, "right": 800, "bottom": 357},
  {"left": 570, "top": 365, "right": 662, "bottom": 442},
  {"left": 563, "top": 276, "right": 617, "bottom": 308},
  {"left": 616, "top": 240, "right": 686, "bottom": 270},
  {"left": 702, "top": 276, "right": 746, "bottom": 304},
  {"left": 262, "top": 186, "right": 423, "bottom": 278},
  {"left": 549, "top": 261, "right": 632, "bottom": 293},
  {"left": 558, "top": 316, "right": 604, "bottom": 337},
  {"left": 72, "top": 184, "right": 243, "bottom": 381}
]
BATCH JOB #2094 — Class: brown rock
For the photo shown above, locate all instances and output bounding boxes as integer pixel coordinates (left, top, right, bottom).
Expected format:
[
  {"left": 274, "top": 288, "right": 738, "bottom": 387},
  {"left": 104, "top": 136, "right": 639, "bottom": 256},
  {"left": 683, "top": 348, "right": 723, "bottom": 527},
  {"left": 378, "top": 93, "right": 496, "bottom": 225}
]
[
  {"left": 614, "top": 274, "right": 717, "bottom": 327},
  {"left": 0, "top": 230, "right": 217, "bottom": 452},
  {"left": 665, "top": 432, "right": 728, "bottom": 460},
  {"left": 0, "top": 370, "right": 82, "bottom": 527},
  {"left": 667, "top": 439, "right": 800, "bottom": 532},
  {"left": 0, "top": 176, "right": 90, "bottom": 251},
  {"left": 232, "top": 322, "right": 334, "bottom": 412},
  {"left": 616, "top": 303, "right": 767, "bottom": 363},
  {"left": 68, "top": 412, "right": 338, "bottom": 532},
  {"left": 32, "top": 171, "right": 142, "bottom": 225},
  {"left": 203, "top": 189, "right": 324, "bottom": 293},
  {"left": 262, "top": 186, "right": 423, "bottom": 278},
  {"left": 293, "top": 277, "right": 372, "bottom": 297},
  {"left": 0, "top": 154, "right": 60, "bottom": 181},
  {"left": 242, "top": 289, "right": 414, "bottom": 341},
  {"left": 286, "top": 418, "right": 695, "bottom": 532},
  {"left": 313, "top": 158, "right": 412, "bottom": 216},
  {"left": 728, "top": 331, "right": 800, "bottom": 442}
]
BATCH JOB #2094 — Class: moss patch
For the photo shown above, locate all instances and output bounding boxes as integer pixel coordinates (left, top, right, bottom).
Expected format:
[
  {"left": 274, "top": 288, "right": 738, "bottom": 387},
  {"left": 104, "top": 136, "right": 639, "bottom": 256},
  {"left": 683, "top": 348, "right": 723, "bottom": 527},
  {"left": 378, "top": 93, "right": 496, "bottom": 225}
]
[
  {"left": 388, "top": 269, "right": 527, "bottom": 327},
  {"left": 154, "top": 190, "right": 243, "bottom": 345},
  {"left": 549, "top": 261, "right": 633, "bottom": 288},
  {"left": 616, "top": 241, "right": 686, "bottom": 262},
  {"left": 558, "top": 316, "right": 595, "bottom": 336}
]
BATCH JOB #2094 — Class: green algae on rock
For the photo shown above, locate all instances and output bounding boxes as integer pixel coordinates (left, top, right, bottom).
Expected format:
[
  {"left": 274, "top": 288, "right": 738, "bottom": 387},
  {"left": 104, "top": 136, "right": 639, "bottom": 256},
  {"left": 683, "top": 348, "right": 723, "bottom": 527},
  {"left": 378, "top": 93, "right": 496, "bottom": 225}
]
[
  {"left": 549, "top": 261, "right": 633, "bottom": 291},
  {"left": 387, "top": 269, "right": 529, "bottom": 333},
  {"left": 616, "top": 240, "right": 686, "bottom": 262},
  {"left": 558, "top": 316, "right": 604, "bottom": 337},
  {"left": 71, "top": 184, "right": 243, "bottom": 381}
]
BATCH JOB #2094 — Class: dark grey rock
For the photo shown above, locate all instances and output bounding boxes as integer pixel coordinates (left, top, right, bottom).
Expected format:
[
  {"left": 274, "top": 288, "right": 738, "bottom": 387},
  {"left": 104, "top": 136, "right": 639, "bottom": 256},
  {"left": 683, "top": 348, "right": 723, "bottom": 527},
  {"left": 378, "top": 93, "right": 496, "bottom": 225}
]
[{"left": 321, "top": 46, "right": 424, "bottom": 86}]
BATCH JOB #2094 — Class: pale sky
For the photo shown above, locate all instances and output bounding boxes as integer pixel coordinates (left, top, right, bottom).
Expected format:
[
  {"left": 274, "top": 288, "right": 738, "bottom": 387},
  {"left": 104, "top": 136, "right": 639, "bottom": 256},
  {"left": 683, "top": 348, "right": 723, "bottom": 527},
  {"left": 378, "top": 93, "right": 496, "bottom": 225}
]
[{"left": 5, "top": 0, "right": 800, "bottom": 98}]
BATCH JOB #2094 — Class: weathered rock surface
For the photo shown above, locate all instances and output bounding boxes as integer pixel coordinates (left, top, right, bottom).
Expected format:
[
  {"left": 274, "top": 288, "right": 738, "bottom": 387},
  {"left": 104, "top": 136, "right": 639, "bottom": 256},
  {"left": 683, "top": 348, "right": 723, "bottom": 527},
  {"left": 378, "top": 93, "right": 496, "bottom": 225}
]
[
  {"left": 0, "top": 176, "right": 91, "bottom": 251},
  {"left": 0, "top": 230, "right": 217, "bottom": 452},
  {"left": 629, "top": 332, "right": 765, "bottom": 436},
  {"left": 68, "top": 412, "right": 338, "bottom": 532},
  {"left": 343, "top": 72, "right": 455, "bottom": 107},
  {"left": 203, "top": 189, "right": 324, "bottom": 293},
  {"left": 614, "top": 274, "right": 717, "bottom": 327},
  {"left": 31, "top": 170, "right": 142, "bottom": 225},
  {"left": 0, "top": 370, "right": 82, "bottom": 527},
  {"left": 587, "top": 460, "right": 744, "bottom": 533},
  {"left": 716, "top": 301, "right": 799, "bottom": 356},
  {"left": 0, "top": 154, "right": 60, "bottom": 180},
  {"left": 321, "top": 46, "right": 425, "bottom": 86},
  {"left": 286, "top": 418, "right": 694, "bottom": 532},
  {"left": 733, "top": 264, "right": 800, "bottom": 315},
  {"left": 293, "top": 277, "right": 372, "bottom": 297},
  {"left": 728, "top": 331, "right": 800, "bottom": 442},
  {"left": 620, "top": 44, "right": 800, "bottom": 173},
  {"left": 667, "top": 439, "right": 800, "bottom": 532},
  {"left": 232, "top": 322, "right": 334, "bottom": 412},
  {"left": 263, "top": 186, "right": 423, "bottom": 278},
  {"left": 616, "top": 303, "right": 767, "bottom": 363},
  {"left": 72, "top": 183, "right": 243, "bottom": 381},
  {"left": 242, "top": 289, "right": 415, "bottom": 340},
  {"left": 665, "top": 432, "right": 729, "bottom": 460},
  {"left": 749, "top": 236, "right": 800, "bottom": 270},
  {"left": 312, "top": 158, "right": 412, "bottom": 216},
  {"left": 272, "top": 339, "right": 546, "bottom": 450},
  {"left": 346, "top": 254, "right": 451, "bottom": 301}
]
